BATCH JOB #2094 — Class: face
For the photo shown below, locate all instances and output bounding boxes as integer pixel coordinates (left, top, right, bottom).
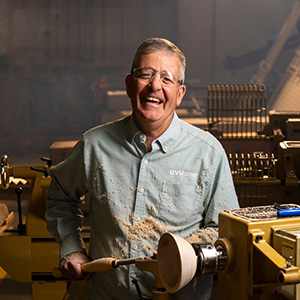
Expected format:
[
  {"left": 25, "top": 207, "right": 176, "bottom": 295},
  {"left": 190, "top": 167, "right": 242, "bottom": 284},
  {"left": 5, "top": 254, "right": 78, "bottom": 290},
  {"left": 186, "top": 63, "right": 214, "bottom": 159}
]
[{"left": 125, "top": 50, "right": 186, "bottom": 133}]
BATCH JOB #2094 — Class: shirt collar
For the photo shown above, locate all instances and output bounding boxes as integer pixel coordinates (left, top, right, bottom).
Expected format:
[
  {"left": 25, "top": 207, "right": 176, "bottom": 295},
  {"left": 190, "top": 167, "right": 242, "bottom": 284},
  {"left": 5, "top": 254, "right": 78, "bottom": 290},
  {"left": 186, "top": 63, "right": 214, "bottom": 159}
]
[
  {"left": 124, "top": 114, "right": 143, "bottom": 144},
  {"left": 124, "top": 113, "right": 181, "bottom": 153},
  {"left": 155, "top": 113, "right": 181, "bottom": 153}
]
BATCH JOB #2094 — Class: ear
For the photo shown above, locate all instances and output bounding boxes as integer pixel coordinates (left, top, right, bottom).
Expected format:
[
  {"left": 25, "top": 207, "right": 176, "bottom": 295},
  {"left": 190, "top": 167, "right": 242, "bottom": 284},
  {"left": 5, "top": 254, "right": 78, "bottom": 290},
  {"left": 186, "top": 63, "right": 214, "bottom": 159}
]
[
  {"left": 176, "top": 84, "right": 186, "bottom": 107},
  {"left": 125, "top": 74, "right": 133, "bottom": 98}
]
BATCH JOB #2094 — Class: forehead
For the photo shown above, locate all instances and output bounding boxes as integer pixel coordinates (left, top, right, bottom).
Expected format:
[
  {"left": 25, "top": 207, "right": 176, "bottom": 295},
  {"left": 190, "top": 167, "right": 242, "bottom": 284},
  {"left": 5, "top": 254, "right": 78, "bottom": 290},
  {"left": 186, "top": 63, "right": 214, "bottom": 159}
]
[{"left": 138, "top": 50, "right": 181, "bottom": 71}]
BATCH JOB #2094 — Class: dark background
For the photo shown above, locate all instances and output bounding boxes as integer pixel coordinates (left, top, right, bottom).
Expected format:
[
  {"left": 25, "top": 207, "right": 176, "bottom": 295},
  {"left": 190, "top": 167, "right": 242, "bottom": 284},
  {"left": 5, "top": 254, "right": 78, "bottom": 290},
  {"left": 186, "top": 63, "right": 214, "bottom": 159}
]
[{"left": 0, "top": 0, "right": 299, "bottom": 163}]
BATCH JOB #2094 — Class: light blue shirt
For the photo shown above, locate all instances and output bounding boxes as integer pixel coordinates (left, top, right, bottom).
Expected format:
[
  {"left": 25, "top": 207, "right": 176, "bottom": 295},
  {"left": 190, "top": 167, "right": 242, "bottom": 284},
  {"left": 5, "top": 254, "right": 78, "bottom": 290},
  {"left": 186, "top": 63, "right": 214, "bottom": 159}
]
[{"left": 46, "top": 113, "right": 239, "bottom": 300}]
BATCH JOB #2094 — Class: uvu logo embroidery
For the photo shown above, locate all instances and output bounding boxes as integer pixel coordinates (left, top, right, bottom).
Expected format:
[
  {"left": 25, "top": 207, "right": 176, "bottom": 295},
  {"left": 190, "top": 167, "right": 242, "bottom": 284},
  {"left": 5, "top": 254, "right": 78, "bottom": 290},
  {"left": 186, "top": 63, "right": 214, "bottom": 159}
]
[
  {"left": 170, "top": 169, "right": 184, "bottom": 176},
  {"left": 170, "top": 170, "right": 197, "bottom": 177}
]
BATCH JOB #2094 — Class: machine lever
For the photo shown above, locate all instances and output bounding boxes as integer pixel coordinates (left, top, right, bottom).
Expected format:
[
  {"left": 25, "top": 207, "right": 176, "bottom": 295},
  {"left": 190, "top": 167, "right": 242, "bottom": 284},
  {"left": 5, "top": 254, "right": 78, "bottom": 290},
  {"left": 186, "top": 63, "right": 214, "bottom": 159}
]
[
  {"left": 273, "top": 203, "right": 283, "bottom": 210},
  {"left": 30, "top": 167, "right": 49, "bottom": 177},
  {"left": 41, "top": 157, "right": 52, "bottom": 167},
  {"left": 14, "top": 187, "right": 25, "bottom": 233}
]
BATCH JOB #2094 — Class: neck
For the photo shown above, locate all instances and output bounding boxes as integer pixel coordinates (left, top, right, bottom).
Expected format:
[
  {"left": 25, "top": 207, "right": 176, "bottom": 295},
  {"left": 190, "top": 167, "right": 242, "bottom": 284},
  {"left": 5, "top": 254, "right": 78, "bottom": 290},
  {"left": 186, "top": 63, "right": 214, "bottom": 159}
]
[
  {"left": 133, "top": 115, "right": 173, "bottom": 152},
  {"left": 142, "top": 127, "right": 163, "bottom": 152}
]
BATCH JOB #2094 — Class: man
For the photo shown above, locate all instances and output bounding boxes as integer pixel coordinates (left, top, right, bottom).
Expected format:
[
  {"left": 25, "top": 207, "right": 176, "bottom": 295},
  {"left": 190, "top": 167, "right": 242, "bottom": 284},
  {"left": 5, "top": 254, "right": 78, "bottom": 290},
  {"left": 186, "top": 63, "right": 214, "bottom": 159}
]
[{"left": 46, "top": 38, "right": 239, "bottom": 300}]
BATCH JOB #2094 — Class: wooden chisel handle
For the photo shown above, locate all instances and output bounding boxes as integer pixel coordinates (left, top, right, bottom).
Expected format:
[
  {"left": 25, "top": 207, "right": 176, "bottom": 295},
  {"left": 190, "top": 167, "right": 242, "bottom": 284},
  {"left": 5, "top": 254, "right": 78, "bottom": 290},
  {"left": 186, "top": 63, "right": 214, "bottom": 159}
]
[
  {"left": 52, "top": 257, "right": 137, "bottom": 278},
  {"left": 52, "top": 257, "right": 117, "bottom": 278}
]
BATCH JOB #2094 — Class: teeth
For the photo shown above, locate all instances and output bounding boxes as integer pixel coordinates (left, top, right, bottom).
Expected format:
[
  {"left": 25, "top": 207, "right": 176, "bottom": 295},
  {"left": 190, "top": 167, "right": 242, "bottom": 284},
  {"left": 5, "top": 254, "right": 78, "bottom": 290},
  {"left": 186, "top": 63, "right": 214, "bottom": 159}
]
[{"left": 145, "top": 97, "right": 161, "bottom": 103}]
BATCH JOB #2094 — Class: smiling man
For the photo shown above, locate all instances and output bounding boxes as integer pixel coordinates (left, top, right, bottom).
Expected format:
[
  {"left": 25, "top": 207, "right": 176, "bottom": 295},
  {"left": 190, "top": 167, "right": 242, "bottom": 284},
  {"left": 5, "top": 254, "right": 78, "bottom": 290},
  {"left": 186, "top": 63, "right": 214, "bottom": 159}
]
[
  {"left": 46, "top": 38, "right": 239, "bottom": 300},
  {"left": 125, "top": 41, "right": 186, "bottom": 151}
]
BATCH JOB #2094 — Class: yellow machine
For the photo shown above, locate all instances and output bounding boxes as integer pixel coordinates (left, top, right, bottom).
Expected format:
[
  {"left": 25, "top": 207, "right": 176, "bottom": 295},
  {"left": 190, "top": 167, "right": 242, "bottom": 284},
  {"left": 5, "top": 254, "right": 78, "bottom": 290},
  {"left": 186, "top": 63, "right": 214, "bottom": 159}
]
[
  {"left": 215, "top": 205, "right": 300, "bottom": 300},
  {"left": 157, "top": 205, "right": 300, "bottom": 300},
  {"left": 0, "top": 155, "right": 69, "bottom": 299}
]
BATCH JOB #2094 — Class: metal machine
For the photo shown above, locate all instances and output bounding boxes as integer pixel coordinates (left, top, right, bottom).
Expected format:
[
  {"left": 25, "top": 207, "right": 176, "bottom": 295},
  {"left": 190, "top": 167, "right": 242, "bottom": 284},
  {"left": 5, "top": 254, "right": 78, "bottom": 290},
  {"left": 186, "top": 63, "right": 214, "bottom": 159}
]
[
  {"left": 206, "top": 83, "right": 300, "bottom": 207},
  {"left": 154, "top": 205, "right": 300, "bottom": 300},
  {"left": 193, "top": 204, "right": 300, "bottom": 300},
  {"left": 0, "top": 155, "right": 69, "bottom": 299}
]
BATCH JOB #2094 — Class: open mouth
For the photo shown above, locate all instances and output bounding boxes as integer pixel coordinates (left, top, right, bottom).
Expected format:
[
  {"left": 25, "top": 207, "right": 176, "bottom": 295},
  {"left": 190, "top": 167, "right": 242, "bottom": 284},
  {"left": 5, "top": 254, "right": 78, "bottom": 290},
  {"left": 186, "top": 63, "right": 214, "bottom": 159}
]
[{"left": 144, "top": 97, "right": 163, "bottom": 104}]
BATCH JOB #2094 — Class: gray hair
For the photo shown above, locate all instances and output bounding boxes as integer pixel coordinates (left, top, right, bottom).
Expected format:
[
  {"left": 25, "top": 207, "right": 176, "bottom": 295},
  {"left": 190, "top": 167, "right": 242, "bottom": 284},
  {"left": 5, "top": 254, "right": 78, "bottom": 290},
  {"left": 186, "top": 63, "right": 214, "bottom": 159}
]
[{"left": 131, "top": 38, "right": 186, "bottom": 82}]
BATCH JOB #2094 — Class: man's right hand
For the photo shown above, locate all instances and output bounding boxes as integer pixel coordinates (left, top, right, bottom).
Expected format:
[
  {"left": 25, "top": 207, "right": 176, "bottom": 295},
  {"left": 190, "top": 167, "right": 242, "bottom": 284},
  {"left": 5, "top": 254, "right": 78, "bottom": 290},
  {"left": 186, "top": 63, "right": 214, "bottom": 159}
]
[{"left": 59, "top": 252, "right": 90, "bottom": 280}]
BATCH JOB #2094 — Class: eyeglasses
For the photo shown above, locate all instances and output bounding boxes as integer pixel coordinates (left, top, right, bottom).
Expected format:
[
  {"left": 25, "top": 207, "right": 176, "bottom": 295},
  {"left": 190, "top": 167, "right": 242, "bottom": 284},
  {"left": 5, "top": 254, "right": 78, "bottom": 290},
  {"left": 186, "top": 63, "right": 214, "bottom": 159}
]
[{"left": 132, "top": 67, "right": 183, "bottom": 86}]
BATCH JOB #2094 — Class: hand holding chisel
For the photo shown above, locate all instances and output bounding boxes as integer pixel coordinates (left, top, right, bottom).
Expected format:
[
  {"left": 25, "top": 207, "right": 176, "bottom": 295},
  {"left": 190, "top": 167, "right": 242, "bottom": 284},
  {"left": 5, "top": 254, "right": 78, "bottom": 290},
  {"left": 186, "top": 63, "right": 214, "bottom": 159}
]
[{"left": 53, "top": 257, "right": 137, "bottom": 278}]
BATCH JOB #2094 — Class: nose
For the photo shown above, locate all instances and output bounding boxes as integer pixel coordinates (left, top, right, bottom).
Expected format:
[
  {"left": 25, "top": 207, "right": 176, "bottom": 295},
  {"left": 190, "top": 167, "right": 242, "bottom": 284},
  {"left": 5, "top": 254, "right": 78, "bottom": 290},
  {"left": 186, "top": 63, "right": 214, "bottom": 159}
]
[{"left": 149, "top": 73, "right": 162, "bottom": 90}]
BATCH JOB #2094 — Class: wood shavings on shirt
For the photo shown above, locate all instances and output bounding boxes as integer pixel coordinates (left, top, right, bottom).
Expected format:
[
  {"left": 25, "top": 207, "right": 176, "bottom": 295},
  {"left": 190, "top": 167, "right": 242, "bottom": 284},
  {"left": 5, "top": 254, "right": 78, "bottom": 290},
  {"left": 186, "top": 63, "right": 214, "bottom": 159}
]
[
  {"left": 119, "top": 216, "right": 173, "bottom": 242},
  {"left": 185, "top": 227, "right": 218, "bottom": 245}
]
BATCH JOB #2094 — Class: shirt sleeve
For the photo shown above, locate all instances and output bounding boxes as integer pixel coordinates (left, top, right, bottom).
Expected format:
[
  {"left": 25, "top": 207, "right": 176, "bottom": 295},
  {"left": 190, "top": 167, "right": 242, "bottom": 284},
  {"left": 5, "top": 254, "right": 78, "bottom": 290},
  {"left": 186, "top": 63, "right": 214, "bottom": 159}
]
[{"left": 45, "top": 138, "right": 89, "bottom": 259}]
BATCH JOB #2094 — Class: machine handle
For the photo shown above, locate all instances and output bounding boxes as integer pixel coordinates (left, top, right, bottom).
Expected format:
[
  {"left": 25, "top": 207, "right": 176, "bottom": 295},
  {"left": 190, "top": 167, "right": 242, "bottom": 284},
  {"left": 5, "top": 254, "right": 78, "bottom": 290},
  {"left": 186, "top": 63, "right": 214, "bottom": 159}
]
[
  {"left": 277, "top": 208, "right": 300, "bottom": 217},
  {"left": 278, "top": 269, "right": 300, "bottom": 285}
]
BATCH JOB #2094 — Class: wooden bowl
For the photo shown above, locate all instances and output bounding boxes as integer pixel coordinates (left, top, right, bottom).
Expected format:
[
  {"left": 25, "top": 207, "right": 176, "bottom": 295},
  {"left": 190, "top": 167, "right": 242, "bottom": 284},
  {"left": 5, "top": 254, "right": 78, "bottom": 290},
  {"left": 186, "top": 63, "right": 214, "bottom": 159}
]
[{"left": 157, "top": 232, "right": 197, "bottom": 293}]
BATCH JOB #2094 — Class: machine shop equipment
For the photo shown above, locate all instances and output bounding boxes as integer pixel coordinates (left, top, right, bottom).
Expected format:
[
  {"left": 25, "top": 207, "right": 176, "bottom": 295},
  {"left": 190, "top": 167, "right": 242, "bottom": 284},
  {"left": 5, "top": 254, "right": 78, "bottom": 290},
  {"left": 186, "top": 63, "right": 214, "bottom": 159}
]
[
  {"left": 156, "top": 206, "right": 300, "bottom": 300},
  {"left": 206, "top": 83, "right": 300, "bottom": 206},
  {"left": 0, "top": 154, "right": 75, "bottom": 299},
  {"left": 205, "top": 204, "right": 300, "bottom": 300},
  {"left": 227, "top": 140, "right": 300, "bottom": 207},
  {"left": 228, "top": 140, "right": 300, "bottom": 187},
  {"left": 206, "top": 84, "right": 300, "bottom": 155},
  {"left": 207, "top": 83, "right": 268, "bottom": 140}
]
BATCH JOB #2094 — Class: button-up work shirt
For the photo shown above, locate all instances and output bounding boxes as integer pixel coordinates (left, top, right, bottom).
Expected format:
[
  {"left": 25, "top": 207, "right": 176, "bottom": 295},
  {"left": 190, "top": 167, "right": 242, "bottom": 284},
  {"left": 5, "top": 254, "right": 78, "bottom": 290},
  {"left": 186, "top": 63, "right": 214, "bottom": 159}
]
[{"left": 46, "top": 113, "right": 239, "bottom": 300}]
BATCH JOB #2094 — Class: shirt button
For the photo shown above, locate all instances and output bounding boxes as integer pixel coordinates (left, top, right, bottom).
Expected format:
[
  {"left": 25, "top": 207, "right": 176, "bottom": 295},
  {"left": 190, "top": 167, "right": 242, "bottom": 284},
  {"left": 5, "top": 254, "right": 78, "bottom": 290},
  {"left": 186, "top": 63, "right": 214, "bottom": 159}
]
[
  {"left": 140, "top": 188, "right": 145, "bottom": 193},
  {"left": 139, "top": 134, "right": 143, "bottom": 140},
  {"left": 164, "top": 145, "right": 168, "bottom": 150},
  {"left": 144, "top": 160, "right": 148, "bottom": 164}
]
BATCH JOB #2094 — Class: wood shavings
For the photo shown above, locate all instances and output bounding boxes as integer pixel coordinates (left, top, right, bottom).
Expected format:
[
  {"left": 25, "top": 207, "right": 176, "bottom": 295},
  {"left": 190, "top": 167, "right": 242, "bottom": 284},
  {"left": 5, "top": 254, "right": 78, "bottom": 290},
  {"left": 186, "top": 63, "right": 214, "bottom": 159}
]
[
  {"left": 150, "top": 204, "right": 156, "bottom": 216},
  {"left": 185, "top": 227, "right": 218, "bottom": 245},
  {"left": 119, "top": 217, "right": 173, "bottom": 242}
]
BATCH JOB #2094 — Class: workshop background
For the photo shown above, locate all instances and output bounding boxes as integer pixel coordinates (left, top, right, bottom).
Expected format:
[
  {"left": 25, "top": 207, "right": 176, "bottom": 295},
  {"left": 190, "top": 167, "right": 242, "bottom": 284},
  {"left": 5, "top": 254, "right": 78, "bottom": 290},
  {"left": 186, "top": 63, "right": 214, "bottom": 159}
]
[
  {"left": 0, "top": 0, "right": 299, "bottom": 164},
  {"left": 0, "top": 1, "right": 300, "bottom": 300}
]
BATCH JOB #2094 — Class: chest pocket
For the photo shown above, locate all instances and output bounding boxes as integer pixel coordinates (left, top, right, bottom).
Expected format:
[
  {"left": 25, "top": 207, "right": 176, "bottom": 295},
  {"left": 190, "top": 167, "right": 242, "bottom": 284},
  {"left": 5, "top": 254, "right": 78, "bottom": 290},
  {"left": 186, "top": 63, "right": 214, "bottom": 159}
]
[{"left": 150, "top": 175, "right": 204, "bottom": 226}]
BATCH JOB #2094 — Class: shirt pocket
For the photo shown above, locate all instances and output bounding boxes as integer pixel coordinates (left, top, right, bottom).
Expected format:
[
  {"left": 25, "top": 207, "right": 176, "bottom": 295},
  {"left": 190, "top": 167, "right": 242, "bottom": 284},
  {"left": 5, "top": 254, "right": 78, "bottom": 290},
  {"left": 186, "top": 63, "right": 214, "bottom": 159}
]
[{"left": 151, "top": 176, "right": 204, "bottom": 226}]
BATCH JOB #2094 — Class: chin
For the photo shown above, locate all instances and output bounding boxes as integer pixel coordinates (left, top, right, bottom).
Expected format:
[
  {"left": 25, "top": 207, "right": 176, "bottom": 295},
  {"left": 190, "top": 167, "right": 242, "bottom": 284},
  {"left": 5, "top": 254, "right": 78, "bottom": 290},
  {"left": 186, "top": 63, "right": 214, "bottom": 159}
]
[{"left": 141, "top": 111, "right": 163, "bottom": 122}]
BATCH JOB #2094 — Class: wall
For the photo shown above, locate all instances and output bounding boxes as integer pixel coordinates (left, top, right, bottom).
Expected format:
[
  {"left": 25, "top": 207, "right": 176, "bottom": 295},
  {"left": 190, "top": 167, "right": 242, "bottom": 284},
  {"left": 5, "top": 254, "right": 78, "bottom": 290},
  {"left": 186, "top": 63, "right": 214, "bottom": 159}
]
[
  {"left": 0, "top": 0, "right": 298, "bottom": 161},
  {"left": 178, "top": 0, "right": 297, "bottom": 83}
]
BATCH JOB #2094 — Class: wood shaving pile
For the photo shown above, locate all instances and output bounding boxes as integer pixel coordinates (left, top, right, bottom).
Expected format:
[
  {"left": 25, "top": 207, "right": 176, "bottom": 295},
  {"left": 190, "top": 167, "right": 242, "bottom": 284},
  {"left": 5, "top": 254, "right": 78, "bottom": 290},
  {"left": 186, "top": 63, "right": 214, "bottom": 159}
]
[
  {"left": 120, "top": 217, "right": 173, "bottom": 241},
  {"left": 185, "top": 227, "right": 218, "bottom": 245}
]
